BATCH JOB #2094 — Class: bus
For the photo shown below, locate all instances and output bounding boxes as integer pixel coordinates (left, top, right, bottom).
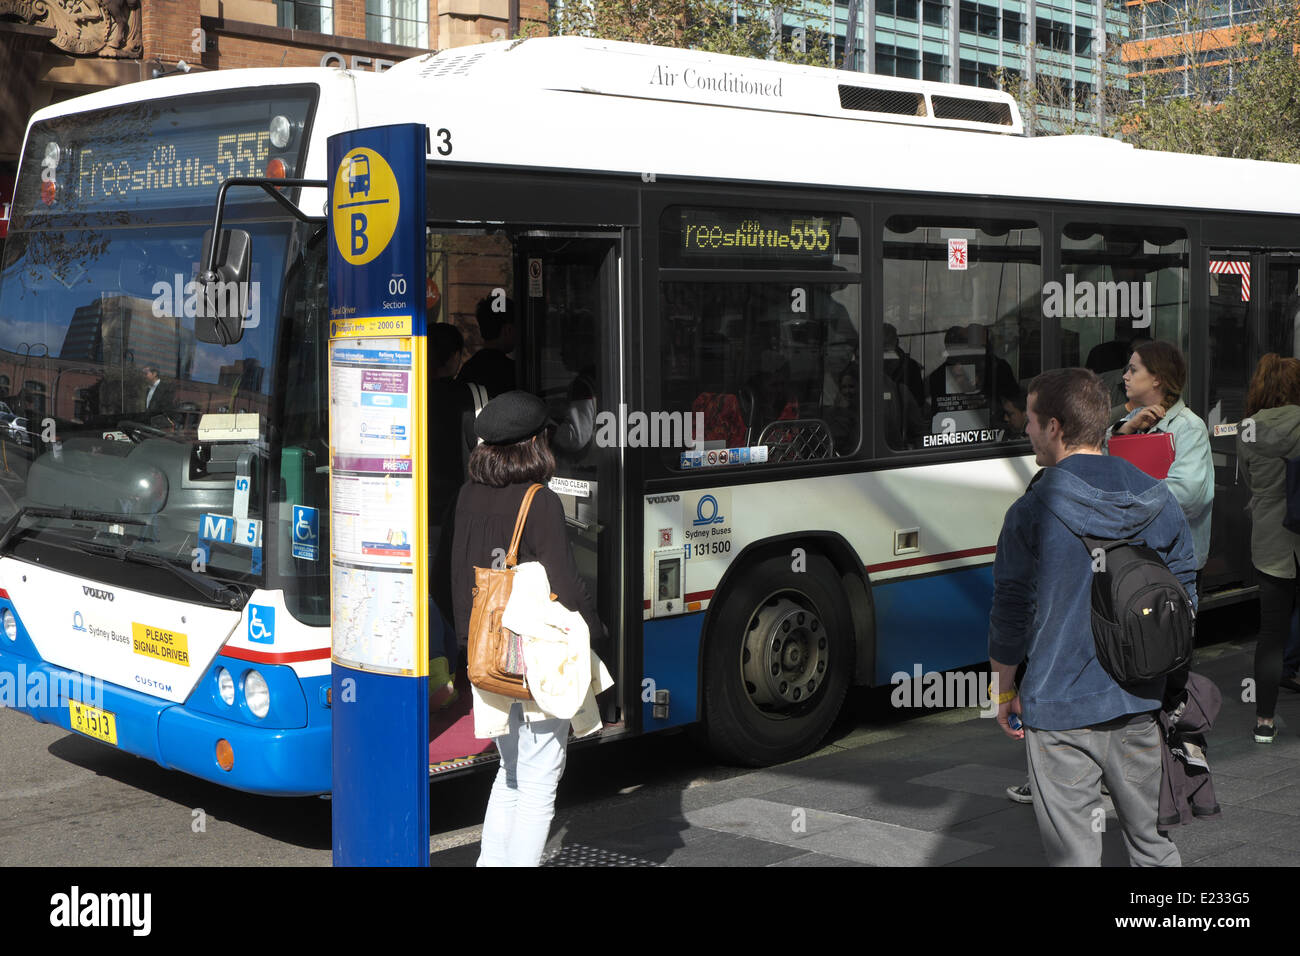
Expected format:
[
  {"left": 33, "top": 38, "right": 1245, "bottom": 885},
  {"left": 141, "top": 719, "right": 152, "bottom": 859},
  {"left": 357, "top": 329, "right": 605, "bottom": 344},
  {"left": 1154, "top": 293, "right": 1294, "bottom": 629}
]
[{"left": 2, "top": 36, "right": 1299, "bottom": 796}]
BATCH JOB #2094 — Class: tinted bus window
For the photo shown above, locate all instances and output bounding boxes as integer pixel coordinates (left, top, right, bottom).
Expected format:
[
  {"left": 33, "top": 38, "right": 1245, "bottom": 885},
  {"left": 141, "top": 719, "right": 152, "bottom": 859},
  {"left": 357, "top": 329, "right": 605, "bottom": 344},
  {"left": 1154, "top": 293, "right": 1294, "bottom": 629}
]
[
  {"left": 660, "top": 282, "right": 860, "bottom": 467},
  {"left": 1060, "top": 223, "right": 1189, "bottom": 412},
  {"left": 882, "top": 216, "right": 1040, "bottom": 451}
]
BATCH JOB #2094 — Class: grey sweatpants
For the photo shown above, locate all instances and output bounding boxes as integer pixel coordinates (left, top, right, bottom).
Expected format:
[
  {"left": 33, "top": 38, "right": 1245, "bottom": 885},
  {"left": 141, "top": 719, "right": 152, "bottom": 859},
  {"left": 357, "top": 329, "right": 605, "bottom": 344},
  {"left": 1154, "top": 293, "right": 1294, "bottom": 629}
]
[{"left": 1025, "top": 713, "right": 1181, "bottom": 867}]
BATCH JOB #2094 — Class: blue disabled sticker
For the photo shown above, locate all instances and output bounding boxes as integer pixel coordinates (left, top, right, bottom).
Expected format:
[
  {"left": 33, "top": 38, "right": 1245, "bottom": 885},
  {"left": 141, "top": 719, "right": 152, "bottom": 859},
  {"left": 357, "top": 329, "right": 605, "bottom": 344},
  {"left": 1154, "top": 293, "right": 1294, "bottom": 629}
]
[
  {"left": 291, "top": 505, "right": 319, "bottom": 561},
  {"left": 248, "top": 604, "right": 275, "bottom": 645}
]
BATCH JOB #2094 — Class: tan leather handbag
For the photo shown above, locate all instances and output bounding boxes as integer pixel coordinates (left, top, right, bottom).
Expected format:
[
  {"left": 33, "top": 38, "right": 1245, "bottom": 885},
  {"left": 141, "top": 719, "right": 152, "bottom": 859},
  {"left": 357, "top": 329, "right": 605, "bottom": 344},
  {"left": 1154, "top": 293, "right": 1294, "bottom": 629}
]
[{"left": 467, "top": 483, "right": 543, "bottom": 699}]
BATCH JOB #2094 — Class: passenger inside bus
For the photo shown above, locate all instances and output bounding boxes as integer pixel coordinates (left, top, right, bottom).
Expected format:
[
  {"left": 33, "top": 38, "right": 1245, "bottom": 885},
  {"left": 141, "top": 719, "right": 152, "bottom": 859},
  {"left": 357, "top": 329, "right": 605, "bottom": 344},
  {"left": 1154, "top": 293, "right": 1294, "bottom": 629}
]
[{"left": 458, "top": 296, "right": 517, "bottom": 398}]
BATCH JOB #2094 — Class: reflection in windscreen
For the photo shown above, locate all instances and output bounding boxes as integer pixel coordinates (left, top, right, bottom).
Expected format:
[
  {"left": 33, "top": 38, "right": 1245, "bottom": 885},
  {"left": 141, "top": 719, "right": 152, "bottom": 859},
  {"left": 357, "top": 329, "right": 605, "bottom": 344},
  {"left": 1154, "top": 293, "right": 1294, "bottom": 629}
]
[{"left": 0, "top": 223, "right": 288, "bottom": 582}]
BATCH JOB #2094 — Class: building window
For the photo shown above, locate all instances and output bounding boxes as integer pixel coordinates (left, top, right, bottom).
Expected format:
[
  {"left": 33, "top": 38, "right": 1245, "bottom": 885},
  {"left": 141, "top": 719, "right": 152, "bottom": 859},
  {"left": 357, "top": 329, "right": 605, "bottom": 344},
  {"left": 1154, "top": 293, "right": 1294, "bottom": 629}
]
[
  {"left": 366, "top": 0, "right": 427, "bottom": 48},
  {"left": 922, "top": 0, "right": 947, "bottom": 26},
  {"left": 1036, "top": 17, "right": 1072, "bottom": 52},
  {"left": 960, "top": 1, "right": 999, "bottom": 36},
  {"left": 276, "top": 0, "right": 332, "bottom": 33},
  {"left": 1002, "top": 9, "right": 1023, "bottom": 42},
  {"left": 1075, "top": 26, "right": 1093, "bottom": 56},
  {"left": 894, "top": 0, "right": 919, "bottom": 21},
  {"left": 959, "top": 58, "right": 998, "bottom": 88},
  {"left": 923, "top": 51, "right": 948, "bottom": 82},
  {"left": 877, "top": 43, "right": 920, "bottom": 78}
]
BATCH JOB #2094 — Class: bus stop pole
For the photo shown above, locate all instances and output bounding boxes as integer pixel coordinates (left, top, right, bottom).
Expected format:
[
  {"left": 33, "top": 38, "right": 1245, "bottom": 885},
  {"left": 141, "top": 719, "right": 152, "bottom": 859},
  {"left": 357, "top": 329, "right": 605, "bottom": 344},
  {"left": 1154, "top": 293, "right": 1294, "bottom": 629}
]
[{"left": 325, "top": 124, "right": 430, "bottom": 866}]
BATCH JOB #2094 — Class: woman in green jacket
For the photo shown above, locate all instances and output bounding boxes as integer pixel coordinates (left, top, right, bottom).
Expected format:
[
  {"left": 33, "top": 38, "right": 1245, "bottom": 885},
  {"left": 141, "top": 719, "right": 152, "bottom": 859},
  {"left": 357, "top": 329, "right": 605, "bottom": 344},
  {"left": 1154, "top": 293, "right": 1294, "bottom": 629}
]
[
  {"left": 1113, "top": 340, "right": 1215, "bottom": 572},
  {"left": 1236, "top": 354, "right": 1300, "bottom": 743}
]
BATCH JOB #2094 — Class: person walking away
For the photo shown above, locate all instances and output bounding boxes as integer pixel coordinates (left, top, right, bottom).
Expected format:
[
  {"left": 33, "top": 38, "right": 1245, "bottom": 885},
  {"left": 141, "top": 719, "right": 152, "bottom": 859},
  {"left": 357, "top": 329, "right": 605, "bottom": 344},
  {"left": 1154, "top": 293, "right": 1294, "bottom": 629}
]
[
  {"left": 989, "top": 367, "right": 1196, "bottom": 866},
  {"left": 1235, "top": 354, "right": 1300, "bottom": 742},
  {"left": 450, "top": 391, "right": 602, "bottom": 866}
]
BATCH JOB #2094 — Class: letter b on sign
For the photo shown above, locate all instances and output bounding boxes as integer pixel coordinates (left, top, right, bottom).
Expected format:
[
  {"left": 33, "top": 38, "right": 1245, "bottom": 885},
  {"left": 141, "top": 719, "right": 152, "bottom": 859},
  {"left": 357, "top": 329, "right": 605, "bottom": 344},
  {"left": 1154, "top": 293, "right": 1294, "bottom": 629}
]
[{"left": 351, "top": 213, "right": 368, "bottom": 256}]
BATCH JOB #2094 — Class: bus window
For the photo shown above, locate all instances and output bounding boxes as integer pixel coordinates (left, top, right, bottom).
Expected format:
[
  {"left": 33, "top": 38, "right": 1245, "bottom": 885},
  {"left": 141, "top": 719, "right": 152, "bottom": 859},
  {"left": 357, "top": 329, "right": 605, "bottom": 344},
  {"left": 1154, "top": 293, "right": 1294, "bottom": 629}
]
[
  {"left": 881, "top": 216, "right": 1041, "bottom": 450},
  {"left": 659, "top": 282, "right": 860, "bottom": 465},
  {"left": 1061, "top": 223, "right": 1189, "bottom": 416}
]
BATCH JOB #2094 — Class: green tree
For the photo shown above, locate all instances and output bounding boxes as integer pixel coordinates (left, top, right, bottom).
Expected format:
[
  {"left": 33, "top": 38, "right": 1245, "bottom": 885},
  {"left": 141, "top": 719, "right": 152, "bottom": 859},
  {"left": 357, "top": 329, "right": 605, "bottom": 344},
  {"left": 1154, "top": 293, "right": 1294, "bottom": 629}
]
[
  {"left": 545, "top": 0, "right": 832, "bottom": 67},
  {"left": 1121, "top": 0, "right": 1300, "bottom": 161}
]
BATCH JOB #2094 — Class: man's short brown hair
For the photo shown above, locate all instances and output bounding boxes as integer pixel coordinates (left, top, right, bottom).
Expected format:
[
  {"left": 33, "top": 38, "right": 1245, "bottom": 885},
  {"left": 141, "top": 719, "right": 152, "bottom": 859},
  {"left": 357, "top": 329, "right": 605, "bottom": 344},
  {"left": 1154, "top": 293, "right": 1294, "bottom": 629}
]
[{"left": 1026, "top": 367, "right": 1110, "bottom": 450}]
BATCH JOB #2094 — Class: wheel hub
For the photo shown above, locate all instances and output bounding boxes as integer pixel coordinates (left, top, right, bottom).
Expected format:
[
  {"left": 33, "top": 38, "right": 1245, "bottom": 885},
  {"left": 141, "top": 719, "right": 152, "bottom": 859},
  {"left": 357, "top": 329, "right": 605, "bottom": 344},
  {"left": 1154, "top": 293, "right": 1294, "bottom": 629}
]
[{"left": 741, "top": 597, "right": 828, "bottom": 709}]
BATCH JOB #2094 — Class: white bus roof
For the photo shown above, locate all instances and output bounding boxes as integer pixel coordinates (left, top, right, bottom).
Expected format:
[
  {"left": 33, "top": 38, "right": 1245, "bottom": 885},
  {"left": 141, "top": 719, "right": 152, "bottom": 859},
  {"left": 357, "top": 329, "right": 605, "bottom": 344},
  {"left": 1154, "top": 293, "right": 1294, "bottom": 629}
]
[{"left": 23, "top": 36, "right": 1300, "bottom": 218}]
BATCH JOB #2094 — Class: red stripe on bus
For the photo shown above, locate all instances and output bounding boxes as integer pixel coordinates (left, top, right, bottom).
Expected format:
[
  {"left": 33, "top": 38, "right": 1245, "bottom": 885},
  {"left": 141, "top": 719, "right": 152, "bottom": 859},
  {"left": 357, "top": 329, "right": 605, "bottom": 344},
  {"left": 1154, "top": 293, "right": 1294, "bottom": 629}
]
[
  {"left": 0, "top": 588, "right": 9, "bottom": 600},
  {"left": 221, "top": 646, "right": 331, "bottom": 664},
  {"left": 641, "top": 549, "right": 995, "bottom": 609},
  {"left": 866, "top": 545, "right": 997, "bottom": 573}
]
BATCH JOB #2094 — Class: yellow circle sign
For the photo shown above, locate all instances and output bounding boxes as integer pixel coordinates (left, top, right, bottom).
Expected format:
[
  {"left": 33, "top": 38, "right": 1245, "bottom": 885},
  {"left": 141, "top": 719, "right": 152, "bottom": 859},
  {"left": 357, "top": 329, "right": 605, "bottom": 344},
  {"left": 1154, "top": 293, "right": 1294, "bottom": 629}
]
[{"left": 332, "top": 148, "right": 400, "bottom": 266}]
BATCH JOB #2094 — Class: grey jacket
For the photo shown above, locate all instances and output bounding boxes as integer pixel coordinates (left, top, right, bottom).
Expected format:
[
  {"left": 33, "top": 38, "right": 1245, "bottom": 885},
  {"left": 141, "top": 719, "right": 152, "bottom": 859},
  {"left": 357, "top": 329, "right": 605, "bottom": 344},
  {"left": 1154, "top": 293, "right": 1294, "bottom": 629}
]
[{"left": 1237, "top": 404, "right": 1300, "bottom": 578}]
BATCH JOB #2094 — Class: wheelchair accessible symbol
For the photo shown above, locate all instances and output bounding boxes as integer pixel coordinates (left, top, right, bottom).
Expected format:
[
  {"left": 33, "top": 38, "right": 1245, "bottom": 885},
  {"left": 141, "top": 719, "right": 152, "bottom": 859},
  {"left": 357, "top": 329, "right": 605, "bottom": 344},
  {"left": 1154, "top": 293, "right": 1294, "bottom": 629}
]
[
  {"left": 292, "top": 505, "right": 319, "bottom": 561},
  {"left": 248, "top": 604, "right": 275, "bottom": 645}
]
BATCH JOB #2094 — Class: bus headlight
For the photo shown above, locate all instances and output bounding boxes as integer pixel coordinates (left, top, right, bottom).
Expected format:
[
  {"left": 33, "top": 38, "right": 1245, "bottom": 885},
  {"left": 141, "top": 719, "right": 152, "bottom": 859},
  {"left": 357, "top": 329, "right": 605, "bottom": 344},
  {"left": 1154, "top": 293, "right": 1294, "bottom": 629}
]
[
  {"left": 216, "top": 667, "right": 235, "bottom": 706},
  {"left": 243, "top": 670, "right": 270, "bottom": 718},
  {"left": 269, "top": 115, "right": 293, "bottom": 149},
  {"left": 2, "top": 609, "right": 15, "bottom": 641}
]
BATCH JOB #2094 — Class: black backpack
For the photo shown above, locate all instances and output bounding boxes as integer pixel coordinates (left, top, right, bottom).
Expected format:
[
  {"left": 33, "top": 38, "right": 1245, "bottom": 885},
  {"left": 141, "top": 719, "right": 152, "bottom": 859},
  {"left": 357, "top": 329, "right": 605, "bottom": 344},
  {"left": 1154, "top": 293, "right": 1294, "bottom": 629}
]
[{"left": 1079, "top": 535, "right": 1195, "bottom": 685}]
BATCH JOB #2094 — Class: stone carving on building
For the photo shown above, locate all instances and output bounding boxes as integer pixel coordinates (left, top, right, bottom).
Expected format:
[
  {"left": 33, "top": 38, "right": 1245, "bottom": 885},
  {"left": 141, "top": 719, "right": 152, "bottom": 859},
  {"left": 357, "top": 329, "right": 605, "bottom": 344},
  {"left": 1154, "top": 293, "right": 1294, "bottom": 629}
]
[{"left": 0, "top": 0, "right": 142, "bottom": 57}]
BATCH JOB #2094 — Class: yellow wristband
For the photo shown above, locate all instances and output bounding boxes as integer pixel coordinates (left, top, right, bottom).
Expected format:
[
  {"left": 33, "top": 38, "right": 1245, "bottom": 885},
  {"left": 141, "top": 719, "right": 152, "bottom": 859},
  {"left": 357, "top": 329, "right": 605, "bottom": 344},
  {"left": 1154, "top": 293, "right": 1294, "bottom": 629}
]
[{"left": 993, "top": 687, "right": 1017, "bottom": 705}]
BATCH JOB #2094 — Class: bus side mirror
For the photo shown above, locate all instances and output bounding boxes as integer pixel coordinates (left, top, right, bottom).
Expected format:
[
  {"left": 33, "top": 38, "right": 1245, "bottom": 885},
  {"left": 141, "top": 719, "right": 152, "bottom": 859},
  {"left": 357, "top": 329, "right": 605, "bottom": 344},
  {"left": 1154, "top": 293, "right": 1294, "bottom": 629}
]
[{"left": 196, "top": 228, "right": 252, "bottom": 345}]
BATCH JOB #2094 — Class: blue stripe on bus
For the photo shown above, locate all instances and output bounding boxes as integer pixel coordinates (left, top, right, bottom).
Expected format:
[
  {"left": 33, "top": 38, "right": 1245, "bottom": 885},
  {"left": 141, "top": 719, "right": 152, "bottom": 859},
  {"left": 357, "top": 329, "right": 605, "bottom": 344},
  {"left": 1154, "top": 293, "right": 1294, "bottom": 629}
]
[
  {"left": 871, "top": 566, "right": 994, "bottom": 686},
  {"left": 642, "top": 613, "right": 704, "bottom": 731}
]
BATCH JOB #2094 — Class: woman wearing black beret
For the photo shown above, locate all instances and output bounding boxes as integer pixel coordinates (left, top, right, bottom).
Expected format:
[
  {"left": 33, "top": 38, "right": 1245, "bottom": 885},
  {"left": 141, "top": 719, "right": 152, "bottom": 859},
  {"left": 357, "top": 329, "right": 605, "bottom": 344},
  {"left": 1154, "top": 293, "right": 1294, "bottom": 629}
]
[{"left": 450, "top": 390, "right": 601, "bottom": 865}]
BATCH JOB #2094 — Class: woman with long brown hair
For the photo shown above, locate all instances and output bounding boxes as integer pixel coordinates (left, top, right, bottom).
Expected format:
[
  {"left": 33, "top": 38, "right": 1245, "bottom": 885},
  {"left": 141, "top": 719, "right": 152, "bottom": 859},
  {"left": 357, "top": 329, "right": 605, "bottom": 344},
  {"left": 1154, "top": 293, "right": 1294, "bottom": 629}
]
[
  {"left": 1112, "top": 340, "right": 1215, "bottom": 572},
  {"left": 1237, "top": 354, "right": 1300, "bottom": 742},
  {"left": 449, "top": 391, "right": 602, "bottom": 863}
]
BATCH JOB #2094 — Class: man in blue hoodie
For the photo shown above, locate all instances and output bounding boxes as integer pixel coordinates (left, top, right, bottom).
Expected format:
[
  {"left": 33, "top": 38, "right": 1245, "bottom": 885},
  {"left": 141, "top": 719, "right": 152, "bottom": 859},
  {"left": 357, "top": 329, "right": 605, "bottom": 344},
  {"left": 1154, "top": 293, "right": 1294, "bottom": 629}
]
[{"left": 989, "top": 367, "right": 1197, "bottom": 867}]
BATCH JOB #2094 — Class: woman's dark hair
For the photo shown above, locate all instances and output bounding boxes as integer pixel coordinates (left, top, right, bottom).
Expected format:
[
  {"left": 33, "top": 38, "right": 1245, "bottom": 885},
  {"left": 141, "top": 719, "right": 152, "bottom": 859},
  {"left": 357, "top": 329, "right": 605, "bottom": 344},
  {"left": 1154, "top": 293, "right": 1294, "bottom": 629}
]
[
  {"left": 467, "top": 431, "right": 556, "bottom": 487},
  {"left": 1245, "top": 353, "right": 1300, "bottom": 418},
  {"left": 430, "top": 322, "right": 464, "bottom": 369},
  {"left": 1133, "top": 340, "right": 1186, "bottom": 411}
]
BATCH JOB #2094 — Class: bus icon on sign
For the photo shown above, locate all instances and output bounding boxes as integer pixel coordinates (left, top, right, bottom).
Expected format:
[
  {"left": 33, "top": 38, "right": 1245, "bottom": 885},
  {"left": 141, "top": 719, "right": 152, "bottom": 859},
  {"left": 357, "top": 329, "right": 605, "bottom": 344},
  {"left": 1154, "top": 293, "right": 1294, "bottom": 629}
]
[{"left": 345, "top": 155, "right": 370, "bottom": 197}]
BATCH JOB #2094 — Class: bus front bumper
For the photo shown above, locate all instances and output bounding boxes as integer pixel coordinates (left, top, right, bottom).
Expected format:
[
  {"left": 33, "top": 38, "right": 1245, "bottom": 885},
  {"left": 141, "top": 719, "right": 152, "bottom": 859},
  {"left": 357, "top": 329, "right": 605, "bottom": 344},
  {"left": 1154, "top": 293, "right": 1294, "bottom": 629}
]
[{"left": 0, "top": 647, "right": 331, "bottom": 796}]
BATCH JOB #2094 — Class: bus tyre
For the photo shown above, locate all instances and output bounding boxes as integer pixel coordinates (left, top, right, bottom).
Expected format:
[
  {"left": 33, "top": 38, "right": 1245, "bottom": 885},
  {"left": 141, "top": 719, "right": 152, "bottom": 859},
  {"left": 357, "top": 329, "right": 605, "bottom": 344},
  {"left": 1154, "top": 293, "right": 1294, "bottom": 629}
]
[{"left": 701, "top": 554, "right": 853, "bottom": 766}]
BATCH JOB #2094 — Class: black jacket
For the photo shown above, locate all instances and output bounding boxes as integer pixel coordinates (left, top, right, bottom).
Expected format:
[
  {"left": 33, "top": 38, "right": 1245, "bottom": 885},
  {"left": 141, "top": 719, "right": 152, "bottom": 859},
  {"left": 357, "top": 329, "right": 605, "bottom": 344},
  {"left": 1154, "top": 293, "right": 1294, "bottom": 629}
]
[
  {"left": 1157, "top": 671, "right": 1222, "bottom": 830},
  {"left": 443, "top": 481, "right": 600, "bottom": 651}
]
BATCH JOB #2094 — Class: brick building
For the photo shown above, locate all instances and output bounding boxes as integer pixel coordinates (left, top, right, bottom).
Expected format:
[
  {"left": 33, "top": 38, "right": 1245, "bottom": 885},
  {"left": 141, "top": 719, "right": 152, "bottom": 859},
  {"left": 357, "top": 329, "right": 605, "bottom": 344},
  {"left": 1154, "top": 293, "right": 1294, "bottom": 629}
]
[{"left": 0, "top": 0, "right": 548, "bottom": 238}]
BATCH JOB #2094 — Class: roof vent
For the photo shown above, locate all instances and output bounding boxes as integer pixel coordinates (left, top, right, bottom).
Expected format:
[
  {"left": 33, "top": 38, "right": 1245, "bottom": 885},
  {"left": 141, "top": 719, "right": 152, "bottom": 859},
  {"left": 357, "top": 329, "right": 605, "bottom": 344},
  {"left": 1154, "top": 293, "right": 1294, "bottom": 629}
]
[
  {"left": 418, "top": 51, "right": 486, "bottom": 78},
  {"left": 838, "top": 85, "right": 926, "bottom": 117},
  {"left": 930, "top": 95, "right": 1013, "bottom": 126}
]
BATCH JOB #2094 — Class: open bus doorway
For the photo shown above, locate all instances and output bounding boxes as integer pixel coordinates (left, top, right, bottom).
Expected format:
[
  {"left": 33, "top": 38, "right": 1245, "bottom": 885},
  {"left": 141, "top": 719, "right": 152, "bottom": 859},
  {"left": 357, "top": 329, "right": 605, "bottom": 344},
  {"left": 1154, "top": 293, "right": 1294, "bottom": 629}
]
[{"left": 425, "top": 228, "right": 624, "bottom": 774}]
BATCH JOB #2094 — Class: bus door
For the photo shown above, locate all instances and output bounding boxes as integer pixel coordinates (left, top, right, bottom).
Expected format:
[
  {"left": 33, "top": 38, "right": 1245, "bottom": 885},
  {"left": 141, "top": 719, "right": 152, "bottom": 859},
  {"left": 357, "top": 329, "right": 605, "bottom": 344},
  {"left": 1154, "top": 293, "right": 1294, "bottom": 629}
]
[
  {"left": 1203, "top": 249, "right": 1300, "bottom": 602},
  {"left": 1205, "top": 250, "right": 1257, "bottom": 600},
  {"left": 515, "top": 233, "right": 624, "bottom": 721}
]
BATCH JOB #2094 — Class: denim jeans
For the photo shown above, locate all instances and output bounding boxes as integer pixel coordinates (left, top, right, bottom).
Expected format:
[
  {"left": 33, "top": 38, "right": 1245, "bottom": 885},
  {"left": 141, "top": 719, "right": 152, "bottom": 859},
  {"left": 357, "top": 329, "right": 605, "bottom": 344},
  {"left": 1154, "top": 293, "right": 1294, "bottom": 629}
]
[{"left": 477, "top": 702, "right": 571, "bottom": 867}]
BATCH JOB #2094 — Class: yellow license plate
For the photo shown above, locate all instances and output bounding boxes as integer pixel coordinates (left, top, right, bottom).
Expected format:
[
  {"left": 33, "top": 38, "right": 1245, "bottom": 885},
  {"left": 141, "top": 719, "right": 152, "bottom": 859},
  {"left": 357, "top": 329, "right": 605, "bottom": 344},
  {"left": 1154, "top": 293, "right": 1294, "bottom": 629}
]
[{"left": 68, "top": 701, "right": 118, "bottom": 745}]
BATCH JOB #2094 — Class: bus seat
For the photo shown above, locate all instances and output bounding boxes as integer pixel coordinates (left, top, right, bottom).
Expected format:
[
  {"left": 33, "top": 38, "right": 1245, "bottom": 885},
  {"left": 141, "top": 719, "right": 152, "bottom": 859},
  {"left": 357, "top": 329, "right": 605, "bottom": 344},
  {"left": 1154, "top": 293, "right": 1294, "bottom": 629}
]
[{"left": 691, "top": 391, "right": 746, "bottom": 448}]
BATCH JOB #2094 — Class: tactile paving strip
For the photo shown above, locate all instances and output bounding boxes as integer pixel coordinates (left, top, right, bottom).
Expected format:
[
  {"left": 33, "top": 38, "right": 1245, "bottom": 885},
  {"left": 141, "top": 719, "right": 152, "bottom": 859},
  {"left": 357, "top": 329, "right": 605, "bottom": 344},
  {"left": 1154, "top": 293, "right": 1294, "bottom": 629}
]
[{"left": 541, "top": 844, "right": 661, "bottom": 867}]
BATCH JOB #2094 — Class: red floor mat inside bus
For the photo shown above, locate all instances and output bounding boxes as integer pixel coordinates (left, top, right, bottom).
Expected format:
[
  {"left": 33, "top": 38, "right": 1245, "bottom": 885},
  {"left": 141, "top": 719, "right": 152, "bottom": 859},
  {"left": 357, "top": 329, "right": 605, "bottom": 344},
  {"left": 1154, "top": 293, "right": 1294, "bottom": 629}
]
[{"left": 428, "top": 668, "right": 495, "bottom": 770}]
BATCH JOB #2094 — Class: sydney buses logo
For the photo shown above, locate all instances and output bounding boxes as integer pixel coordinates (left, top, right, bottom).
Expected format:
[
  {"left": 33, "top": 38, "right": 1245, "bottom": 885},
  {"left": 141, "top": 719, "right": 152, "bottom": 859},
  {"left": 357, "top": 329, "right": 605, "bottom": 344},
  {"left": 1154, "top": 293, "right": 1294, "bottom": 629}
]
[{"left": 332, "top": 147, "right": 399, "bottom": 266}]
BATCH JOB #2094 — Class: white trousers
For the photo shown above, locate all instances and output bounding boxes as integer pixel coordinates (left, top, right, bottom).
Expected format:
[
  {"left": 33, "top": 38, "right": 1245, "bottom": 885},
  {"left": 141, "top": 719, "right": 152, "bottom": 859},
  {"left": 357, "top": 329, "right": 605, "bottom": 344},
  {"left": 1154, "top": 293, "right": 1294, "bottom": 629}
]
[{"left": 477, "top": 702, "right": 571, "bottom": 867}]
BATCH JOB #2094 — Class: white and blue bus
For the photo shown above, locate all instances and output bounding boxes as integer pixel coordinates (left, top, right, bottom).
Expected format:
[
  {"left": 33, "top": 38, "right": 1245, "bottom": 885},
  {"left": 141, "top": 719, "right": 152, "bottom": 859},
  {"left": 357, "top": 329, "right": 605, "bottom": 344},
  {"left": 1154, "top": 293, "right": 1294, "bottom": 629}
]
[{"left": 1, "top": 36, "right": 1298, "bottom": 794}]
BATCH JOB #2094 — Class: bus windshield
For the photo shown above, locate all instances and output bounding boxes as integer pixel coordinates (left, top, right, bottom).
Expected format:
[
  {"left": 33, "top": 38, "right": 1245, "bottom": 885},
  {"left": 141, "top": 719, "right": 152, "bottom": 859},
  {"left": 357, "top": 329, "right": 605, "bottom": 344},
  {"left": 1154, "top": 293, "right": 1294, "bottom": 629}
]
[{"left": 0, "top": 220, "right": 290, "bottom": 590}]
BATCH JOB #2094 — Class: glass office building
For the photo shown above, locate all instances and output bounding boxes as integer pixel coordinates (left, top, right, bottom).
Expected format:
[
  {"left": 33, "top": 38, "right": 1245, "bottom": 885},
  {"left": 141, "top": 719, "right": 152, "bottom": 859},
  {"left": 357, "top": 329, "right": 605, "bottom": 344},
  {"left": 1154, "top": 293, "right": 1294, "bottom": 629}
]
[{"left": 789, "top": 0, "right": 1129, "bottom": 127}]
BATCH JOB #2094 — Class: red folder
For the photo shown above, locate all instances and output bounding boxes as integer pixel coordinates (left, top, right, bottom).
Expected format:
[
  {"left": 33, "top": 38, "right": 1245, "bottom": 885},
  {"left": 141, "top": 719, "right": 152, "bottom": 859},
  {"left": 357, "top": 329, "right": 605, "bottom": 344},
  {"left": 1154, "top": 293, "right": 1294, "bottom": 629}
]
[{"left": 1108, "top": 432, "right": 1175, "bottom": 479}]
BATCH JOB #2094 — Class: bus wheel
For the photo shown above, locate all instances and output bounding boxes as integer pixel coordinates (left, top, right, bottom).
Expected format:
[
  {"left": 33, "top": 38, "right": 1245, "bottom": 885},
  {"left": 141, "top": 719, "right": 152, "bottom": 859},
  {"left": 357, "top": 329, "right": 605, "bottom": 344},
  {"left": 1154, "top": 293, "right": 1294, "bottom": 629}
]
[{"left": 701, "top": 553, "right": 853, "bottom": 766}]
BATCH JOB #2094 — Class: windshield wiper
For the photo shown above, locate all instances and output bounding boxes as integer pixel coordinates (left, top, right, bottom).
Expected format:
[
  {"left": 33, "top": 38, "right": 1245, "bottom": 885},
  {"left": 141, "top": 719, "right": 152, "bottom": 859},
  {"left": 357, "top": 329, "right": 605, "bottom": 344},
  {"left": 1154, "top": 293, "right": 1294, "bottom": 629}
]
[
  {"left": 0, "top": 505, "right": 147, "bottom": 555},
  {"left": 74, "top": 539, "right": 244, "bottom": 609}
]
